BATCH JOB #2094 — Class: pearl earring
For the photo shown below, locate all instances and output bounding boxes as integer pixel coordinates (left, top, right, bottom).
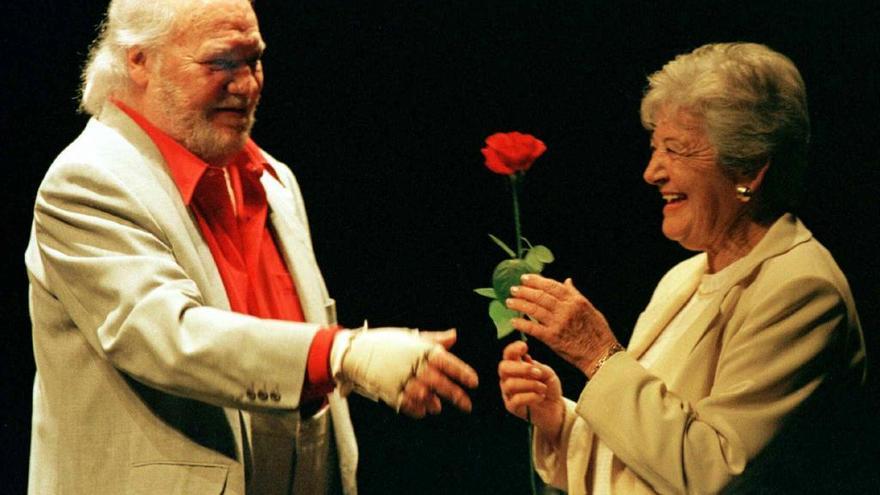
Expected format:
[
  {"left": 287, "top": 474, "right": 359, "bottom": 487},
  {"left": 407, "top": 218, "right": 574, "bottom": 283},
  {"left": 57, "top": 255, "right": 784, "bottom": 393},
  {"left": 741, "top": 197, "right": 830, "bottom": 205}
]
[{"left": 735, "top": 185, "right": 753, "bottom": 202}]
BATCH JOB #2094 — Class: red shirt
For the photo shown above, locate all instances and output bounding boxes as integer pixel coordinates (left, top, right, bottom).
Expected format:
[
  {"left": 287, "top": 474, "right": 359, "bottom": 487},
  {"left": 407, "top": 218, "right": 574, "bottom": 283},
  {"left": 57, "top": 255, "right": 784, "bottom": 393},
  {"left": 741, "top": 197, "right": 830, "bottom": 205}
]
[{"left": 115, "top": 101, "right": 336, "bottom": 403}]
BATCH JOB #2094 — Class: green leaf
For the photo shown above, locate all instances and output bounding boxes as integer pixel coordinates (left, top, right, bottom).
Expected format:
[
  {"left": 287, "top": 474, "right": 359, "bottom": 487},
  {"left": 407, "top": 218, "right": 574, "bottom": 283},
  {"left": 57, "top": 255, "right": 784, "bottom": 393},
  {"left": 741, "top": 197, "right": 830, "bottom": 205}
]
[
  {"left": 489, "top": 300, "right": 519, "bottom": 339},
  {"left": 492, "top": 258, "right": 532, "bottom": 301},
  {"left": 530, "top": 245, "right": 555, "bottom": 263},
  {"left": 488, "top": 234, "right": 517, "bottom": 258},
  {"left": 523, "top": 255, "right": 544, "bottom": 273},
  {"left": 473, "top": 287, "right": 498, "bottom": 299},
  {"left": 524, "top": 245, "right": 555, "bottom": 272}
]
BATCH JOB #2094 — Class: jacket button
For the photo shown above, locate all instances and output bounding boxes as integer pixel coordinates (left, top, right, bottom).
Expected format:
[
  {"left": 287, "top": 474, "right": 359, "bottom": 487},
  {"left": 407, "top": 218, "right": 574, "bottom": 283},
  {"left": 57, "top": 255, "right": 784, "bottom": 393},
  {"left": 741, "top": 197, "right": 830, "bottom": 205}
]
[
  {"left": 246, "top": 389, "right": 257, "bottom": 400},
  {"left": 270, "top": 391, "right": 281, "bottom": 402},
  {"left": 257, "top": 390, "right": 269, "bottom": 401}
]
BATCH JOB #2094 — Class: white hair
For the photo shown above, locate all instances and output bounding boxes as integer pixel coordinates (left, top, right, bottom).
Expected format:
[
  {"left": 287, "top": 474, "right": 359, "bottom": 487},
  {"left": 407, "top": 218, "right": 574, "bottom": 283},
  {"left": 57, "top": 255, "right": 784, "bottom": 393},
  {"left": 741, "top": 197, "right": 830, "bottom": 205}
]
[
  {"left": 641, "top": 42, "right": 810, "bottom": 219},
  {"left": 79, "top": 0, "right": 191, "bottom": 115},
  {"left": 80, "top": 0, "right": 255, "bottom": 116}
]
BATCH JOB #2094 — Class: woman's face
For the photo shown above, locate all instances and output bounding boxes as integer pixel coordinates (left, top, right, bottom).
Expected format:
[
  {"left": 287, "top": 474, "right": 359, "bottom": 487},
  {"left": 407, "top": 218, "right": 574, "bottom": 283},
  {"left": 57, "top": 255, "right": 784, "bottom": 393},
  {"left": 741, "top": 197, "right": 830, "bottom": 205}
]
[{"left": 643, "top": 109, "right": 748, "bottom": 254}]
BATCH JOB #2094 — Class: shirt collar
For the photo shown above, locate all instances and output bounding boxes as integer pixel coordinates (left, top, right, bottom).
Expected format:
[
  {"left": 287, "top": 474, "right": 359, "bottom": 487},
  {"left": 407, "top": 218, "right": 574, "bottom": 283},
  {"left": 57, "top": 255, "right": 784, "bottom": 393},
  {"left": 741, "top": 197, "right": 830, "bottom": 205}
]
[{"left": 113, "top": 99, "right": 270, "bottom": 204}]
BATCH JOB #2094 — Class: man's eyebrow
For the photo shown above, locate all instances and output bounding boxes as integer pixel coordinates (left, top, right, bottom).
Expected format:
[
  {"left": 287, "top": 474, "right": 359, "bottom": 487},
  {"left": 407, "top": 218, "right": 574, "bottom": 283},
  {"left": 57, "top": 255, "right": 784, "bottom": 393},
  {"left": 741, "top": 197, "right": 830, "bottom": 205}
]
[{"left": 201, "top": 35, "right": 265, "bottom": 53}]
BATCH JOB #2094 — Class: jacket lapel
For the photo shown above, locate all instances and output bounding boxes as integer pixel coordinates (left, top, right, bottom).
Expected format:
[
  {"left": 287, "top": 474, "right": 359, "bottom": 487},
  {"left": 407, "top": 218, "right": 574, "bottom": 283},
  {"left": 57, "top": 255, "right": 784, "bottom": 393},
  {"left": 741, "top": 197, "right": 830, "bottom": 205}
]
[
  {"left": 260, "top": 172, "right": 331, "bottom": 326},
  {"left": 262, "top": 170, "right": 359, "bottom": 492},
  {"left": 98, "top": 105, "right": 232, "bottom": 310},
  {"left": 641, "top": 214, "right": 813, "bottom": 378}
]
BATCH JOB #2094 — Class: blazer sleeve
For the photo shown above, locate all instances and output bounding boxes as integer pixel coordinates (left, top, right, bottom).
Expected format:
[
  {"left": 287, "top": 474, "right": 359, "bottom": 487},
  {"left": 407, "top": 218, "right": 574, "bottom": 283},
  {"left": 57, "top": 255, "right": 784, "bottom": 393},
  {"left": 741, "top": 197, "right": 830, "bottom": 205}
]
[
  {"left": 31, "top": 157, "right": 320, "bottom": 411},
  {"left": 533, "top": 398, "right": 596, "bottom": 492},
  {"left": 575, "top": 274, "right": 853, "bottom": 494}
]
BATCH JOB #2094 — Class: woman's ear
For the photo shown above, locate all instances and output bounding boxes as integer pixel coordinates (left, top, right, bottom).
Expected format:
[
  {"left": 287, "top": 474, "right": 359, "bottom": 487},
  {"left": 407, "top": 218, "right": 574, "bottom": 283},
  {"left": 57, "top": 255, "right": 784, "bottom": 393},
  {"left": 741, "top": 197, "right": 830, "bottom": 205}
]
[
  {"left": 735, "top": 161, "right": 770, "bottom": 204},
  {"left": 748, "top": 161, "right": 770, "bottom": 192}
]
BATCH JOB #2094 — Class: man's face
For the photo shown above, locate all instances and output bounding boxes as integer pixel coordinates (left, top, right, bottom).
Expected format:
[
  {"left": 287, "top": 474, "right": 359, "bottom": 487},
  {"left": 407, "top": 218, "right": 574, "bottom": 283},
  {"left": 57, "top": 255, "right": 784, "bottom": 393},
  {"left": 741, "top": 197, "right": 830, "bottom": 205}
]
[{"left": 143, "top": 0, "right": 265, "bottom": 165}]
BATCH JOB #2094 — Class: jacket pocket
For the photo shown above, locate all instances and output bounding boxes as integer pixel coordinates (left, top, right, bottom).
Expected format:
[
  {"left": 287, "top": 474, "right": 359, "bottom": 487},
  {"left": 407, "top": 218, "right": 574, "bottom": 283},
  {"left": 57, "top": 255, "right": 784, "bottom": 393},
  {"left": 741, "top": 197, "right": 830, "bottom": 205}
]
[{"left": 128, "top": 462, "right": 228, "bottom": 494}]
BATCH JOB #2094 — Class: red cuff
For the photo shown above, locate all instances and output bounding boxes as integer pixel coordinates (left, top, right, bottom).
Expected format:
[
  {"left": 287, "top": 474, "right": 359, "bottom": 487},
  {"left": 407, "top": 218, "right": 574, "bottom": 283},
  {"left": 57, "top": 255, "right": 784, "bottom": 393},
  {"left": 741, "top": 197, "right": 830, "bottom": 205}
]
[{"left": 301, "top": 325, "right": 342, "bottom": 402}]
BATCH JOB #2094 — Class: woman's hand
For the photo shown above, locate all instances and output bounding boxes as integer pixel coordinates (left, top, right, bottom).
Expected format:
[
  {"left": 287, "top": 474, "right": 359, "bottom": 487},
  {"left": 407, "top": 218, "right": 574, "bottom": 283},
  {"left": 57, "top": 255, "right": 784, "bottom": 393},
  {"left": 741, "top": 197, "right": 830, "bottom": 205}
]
[
  {"left": 498, "top": 340, "right": 565, "bottom": 446},
  {"left": 507, "top": 274, "right": 619, "bottom": 377}
]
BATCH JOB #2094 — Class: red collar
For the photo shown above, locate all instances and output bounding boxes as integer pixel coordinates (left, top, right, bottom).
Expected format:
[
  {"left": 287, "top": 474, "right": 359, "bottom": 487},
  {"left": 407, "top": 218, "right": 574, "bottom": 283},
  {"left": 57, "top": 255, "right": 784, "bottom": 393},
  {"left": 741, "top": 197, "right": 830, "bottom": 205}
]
[{"left": 113, "top": 99, "right": 272, "bottom": 204}]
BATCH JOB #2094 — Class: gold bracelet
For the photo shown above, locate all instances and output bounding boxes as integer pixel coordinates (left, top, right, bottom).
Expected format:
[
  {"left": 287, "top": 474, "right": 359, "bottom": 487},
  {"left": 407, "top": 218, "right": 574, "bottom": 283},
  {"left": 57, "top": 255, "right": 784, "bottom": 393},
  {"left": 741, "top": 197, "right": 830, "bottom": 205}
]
[{"left": 590, "top": 342, "right": 625, "bottom": 378}]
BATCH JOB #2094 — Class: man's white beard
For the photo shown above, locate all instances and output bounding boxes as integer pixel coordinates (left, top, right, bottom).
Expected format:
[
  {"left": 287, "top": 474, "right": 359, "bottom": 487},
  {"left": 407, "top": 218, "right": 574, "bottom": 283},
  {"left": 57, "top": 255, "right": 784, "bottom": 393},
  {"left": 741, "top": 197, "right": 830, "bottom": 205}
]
[{"left": 156, "top": 79, "right": 257, "bottom": 166}]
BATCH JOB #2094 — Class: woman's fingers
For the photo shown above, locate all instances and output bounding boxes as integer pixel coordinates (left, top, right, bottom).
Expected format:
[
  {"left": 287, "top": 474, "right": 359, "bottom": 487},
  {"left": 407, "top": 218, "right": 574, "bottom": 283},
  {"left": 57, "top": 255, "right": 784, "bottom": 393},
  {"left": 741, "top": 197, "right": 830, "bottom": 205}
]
[
  {"left": 500, "top": 376, "right": 548, "bottom": 397},
  {"left": 500, "top": 378, "right": 547, "bottom": 418},
  {"left": 510, "top": 284, "right": 558, "bottom": 308},
  {"left": 506, "top": 294, "right": 554, "bottom": 324},
  {"left": 499, "top": 358, "right": 549, "bottom": 412},
  {"left": 499, "top": 341, "right": 558, "bottom": 418},
  {"left": 509, "top": 316, "right": 546, "bottom": 340},
  {"left": 521, "top": 274, "right": 573, "bottom": 300},
  {"left": 502, "top": 340, "right": 529, "bottom": 361},
  {"left": 498, "top": 354, "right": 544, "bottom": 380},
  {"left": 505, "top": 391, "right": 546, "bottom": 410}
]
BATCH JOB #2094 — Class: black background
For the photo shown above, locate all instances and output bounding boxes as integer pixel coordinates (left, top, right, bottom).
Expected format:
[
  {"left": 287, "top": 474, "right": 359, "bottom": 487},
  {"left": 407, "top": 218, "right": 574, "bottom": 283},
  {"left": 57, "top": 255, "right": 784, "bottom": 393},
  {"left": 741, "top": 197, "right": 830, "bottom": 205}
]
[{"left": 3, "top": 1, "right": 878, "bottom": 493}]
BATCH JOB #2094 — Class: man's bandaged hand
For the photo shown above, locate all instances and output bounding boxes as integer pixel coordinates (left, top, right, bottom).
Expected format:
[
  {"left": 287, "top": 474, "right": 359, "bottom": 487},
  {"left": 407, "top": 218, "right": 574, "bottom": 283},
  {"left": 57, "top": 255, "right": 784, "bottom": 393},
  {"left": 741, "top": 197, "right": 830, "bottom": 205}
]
[
  {"left": 331, "top": 327, "right": 478, "bottom": 418},
  {"left": 332, "top": 327, "right": 432, "bottom": 405}
]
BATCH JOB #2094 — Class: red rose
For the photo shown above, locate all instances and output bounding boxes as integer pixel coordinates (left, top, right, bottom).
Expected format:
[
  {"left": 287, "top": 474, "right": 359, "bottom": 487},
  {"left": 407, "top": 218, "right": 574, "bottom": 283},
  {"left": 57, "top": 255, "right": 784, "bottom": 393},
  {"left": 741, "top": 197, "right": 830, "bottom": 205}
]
[{"left": 480, "top": 132, "right": 547, "bottom": 175}]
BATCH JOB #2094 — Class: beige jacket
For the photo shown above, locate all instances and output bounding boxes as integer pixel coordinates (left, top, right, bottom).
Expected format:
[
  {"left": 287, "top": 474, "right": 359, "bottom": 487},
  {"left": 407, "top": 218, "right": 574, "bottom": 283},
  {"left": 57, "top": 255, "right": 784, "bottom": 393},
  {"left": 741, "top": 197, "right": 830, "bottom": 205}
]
[
  {"left": 26, "top": 105, "right": 358, "bottom": 494},
  {"left": 534, "top": 214, "right": 865, "bottom": 494}
]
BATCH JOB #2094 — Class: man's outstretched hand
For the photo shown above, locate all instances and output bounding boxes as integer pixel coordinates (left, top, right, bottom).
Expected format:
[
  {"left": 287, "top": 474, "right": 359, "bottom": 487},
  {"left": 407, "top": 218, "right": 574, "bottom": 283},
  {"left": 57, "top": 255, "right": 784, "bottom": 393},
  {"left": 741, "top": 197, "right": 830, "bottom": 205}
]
[
  {"left": 333, "top": 327, "right": 478, "bottom": 418},
  {"left": 398, "top": 329, "right": 479, "bottom": 417}
]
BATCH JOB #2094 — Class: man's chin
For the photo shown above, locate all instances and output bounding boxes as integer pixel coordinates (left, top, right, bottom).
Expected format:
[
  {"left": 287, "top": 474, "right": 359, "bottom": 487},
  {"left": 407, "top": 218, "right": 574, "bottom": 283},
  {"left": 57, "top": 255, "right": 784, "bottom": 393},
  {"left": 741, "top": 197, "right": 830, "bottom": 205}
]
[
  {"left": 186, "top": 133, "right": 250, "bottom": 166},
  {"left": 213, "top": 122, "right": 252, "bottom": 146}
]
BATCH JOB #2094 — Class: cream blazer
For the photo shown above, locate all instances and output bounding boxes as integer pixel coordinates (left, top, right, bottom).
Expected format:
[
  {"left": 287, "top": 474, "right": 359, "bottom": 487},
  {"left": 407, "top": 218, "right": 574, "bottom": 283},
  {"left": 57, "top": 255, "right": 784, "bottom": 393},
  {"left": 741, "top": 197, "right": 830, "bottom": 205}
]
[
  {"left": 534, "top": 214, "right": 865, "bottom": 494},
  {"left": 26, "top": 105, "right": 358, "bottom": 494}
]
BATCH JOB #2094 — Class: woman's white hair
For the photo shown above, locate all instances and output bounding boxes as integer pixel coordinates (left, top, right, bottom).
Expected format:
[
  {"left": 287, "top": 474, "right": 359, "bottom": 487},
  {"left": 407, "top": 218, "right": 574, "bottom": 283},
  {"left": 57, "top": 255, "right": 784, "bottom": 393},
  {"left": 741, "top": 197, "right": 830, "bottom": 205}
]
[{"left": 641, "top": 42, "right": 810, "bottom": 218}]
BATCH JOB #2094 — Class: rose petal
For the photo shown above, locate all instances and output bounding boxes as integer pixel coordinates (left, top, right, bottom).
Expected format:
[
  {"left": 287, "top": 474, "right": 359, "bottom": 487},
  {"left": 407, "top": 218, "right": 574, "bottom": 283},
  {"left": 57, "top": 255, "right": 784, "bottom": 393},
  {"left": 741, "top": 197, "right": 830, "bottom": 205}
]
[
  {"left": 481, "top": 132, "right": 546, "bottom": 174},
  {"left": 481, "top": 147, "right": 515, "bottom": 175}
]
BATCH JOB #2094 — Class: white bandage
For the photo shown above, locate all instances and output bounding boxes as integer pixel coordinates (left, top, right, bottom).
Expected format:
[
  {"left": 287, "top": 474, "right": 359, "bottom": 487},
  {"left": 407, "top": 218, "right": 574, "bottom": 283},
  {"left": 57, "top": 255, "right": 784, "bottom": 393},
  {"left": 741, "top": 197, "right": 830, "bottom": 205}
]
[{"left": 330, "top": 322, "right": 438, "bottom": 411}]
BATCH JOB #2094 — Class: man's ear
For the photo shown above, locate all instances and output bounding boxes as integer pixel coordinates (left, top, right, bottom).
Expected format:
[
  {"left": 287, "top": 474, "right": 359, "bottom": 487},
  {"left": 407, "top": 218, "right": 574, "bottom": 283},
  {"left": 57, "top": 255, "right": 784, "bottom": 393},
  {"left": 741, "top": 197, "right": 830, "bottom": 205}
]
[{"left": 127, "top": 47, "right": 151, "bottom": 88}]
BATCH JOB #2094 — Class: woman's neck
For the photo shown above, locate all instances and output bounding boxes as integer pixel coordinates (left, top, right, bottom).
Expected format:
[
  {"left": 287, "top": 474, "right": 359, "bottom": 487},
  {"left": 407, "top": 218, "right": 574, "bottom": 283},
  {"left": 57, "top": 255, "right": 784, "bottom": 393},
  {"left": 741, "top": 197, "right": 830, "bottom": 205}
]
[{"left": 705, "top": 218, "right": 772, "bottom": 273}]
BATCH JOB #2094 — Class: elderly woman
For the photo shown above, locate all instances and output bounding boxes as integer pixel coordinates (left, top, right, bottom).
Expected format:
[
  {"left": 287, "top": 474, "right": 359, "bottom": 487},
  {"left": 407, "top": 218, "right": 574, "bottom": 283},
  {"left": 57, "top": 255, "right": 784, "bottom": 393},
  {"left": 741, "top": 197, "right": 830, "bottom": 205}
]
[{"left": 497, "top": 42, "right": 866, "bottom": 494}]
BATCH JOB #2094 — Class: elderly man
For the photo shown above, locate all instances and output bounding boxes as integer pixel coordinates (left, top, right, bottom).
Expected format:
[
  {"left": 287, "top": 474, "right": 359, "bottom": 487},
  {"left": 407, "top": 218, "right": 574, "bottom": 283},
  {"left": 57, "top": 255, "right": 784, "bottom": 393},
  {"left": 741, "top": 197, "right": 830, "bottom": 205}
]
[{"left": 25, "top": 1, "right": 478, "bottom": 494}]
